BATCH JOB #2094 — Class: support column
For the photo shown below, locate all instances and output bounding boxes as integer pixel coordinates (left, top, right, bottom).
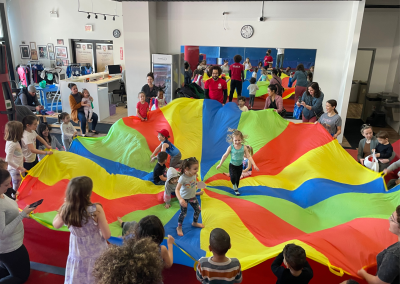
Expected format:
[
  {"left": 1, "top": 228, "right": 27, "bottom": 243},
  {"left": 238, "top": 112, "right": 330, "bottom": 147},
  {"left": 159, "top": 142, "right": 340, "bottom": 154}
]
[{"left": 122, "top": 2, "right": 157, "bottom": 116}]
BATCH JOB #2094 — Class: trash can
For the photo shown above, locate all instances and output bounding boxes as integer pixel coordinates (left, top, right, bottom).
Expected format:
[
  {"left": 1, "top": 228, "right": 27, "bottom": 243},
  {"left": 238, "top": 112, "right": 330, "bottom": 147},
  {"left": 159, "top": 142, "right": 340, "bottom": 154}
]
[
  {"left": 362, "top": 93, "right": 381, "bottom": 122},
  {"left": 358, "top": 81, "right": 368, "bottom": 104},
  {"left": 349, "top": 80, "right": 359, "bottom": 103}
]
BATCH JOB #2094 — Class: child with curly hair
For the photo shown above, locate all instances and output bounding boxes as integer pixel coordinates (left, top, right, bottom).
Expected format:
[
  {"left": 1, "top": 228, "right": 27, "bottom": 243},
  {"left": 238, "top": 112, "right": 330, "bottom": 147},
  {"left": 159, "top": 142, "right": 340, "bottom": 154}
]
[
  {"left": 176, "top": 157, "right": 204, "bottom": 237},
  {"left": 93, "top": 237, "right": 164, "bottom": 284},
  {"left": 217, "top": 129, "right": 259, "bottom": 196},
  {"left": 116, "top": 215, "right": 174, "bottom": 268}
]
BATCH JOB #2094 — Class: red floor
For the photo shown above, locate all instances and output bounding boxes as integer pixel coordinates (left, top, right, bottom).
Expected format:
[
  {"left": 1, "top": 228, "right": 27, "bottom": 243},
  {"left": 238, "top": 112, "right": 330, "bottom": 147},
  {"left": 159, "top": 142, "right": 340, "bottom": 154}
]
[{"left": 24, "top": 218, "right": 369, "bottom": 284}]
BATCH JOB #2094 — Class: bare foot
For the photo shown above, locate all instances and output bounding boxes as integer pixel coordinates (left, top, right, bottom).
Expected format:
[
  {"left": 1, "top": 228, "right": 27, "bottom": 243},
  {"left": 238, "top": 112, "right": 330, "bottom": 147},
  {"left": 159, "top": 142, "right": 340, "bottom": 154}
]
[
  {"left": 223, "top": 172, "right": 230, "bottom": 177},
  {"left": 177, "top": 226, "right": 184, "bottom": 236},
  {"left": 196, "top": 191, "right": 204, "bottom": 196},
  {"left": 192, "top": 222, "right": 204, "bottom": 228},
  {"left": 117, "top": 217, "right": 123, "bottom": 225},
  {"left": 164, "top": 204, "right": 171, "bottom": 209}
]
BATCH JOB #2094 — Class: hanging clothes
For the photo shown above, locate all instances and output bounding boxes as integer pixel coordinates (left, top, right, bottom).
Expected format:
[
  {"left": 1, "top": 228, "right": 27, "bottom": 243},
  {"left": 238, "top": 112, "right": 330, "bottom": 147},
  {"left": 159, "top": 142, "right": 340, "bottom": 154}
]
[{"left": 17, "top": 66, "right": 28, "bottom": 87}]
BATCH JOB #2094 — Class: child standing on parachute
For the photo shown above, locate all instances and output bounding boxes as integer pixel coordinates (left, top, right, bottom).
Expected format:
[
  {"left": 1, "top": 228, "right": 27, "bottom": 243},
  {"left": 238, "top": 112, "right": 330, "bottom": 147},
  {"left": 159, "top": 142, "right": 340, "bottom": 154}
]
[{"left": 216, "top": 129, "right": 259, "bottom": 196}]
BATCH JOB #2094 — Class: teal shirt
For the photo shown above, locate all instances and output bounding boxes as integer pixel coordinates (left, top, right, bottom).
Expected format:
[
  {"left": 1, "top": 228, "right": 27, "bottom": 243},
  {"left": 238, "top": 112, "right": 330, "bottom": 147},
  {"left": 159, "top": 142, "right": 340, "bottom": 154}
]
[{"left": 230, "top": 144, "right": 244, "bottom": 166}]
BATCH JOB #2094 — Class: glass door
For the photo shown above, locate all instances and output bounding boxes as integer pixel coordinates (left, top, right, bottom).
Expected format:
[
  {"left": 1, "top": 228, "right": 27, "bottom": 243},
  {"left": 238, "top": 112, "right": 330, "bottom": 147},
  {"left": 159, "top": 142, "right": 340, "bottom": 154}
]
[{"left": 153, "top": 64, "right": 172, "bottom": 102}]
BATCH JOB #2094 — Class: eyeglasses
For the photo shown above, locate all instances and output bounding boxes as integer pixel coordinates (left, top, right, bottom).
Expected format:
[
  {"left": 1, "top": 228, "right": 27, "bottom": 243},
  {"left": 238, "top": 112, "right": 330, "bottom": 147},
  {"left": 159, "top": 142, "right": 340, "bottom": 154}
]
[{"left": 389, "top": 214, "right": 399, "bottom": 224}]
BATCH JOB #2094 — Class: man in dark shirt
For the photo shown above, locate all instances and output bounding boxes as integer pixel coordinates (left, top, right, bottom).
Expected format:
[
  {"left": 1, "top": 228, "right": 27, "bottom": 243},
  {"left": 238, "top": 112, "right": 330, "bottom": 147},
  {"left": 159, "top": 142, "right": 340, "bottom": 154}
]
[
  {"left": 15, "top": 85, "right": 44, "bottom": 112},
  {"left": 271, "top": 244, "right": 313, "bottom": 284},
  {"left": 153, "top": 152, "right": 168, "bottom": 185}
]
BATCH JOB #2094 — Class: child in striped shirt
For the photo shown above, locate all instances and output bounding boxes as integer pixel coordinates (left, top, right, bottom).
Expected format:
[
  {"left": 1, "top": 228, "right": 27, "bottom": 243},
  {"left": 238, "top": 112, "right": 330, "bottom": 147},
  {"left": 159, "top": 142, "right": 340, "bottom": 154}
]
[{"left": 196, "top": 228, "right": 242, "bottom": 284}]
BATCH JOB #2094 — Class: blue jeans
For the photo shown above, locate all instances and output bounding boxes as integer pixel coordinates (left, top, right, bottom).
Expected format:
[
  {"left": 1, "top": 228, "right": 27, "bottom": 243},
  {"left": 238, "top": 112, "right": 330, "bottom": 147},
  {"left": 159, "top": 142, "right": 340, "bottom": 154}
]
[{"left": 77, "top": 111, "right": 98, "bottom": 135}]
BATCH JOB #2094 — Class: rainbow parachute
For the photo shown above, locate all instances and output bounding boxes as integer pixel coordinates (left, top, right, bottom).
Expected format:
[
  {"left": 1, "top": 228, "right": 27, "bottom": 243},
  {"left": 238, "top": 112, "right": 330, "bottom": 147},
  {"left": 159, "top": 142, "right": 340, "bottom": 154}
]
[{"left": 18, "top": 98, "right": 399, "bottom": 277}]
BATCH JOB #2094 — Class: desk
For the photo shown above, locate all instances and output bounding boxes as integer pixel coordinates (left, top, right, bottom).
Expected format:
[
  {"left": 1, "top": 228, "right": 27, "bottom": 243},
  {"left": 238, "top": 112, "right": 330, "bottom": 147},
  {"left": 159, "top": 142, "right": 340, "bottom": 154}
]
[
  {"left": 36, "top": 84, "right": 62, "bottom": 111},
  {"left": 60, "top": 73, "right": 122, "bottom": 122}
]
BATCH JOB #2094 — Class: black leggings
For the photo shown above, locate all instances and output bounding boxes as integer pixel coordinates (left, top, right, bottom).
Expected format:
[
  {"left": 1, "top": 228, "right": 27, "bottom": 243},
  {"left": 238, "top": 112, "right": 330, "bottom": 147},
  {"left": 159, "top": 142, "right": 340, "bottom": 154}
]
[
  {"left": 0, "top": 244, "right": 30, "bottom": 283},
  {"left": 229, "top": 80, "right": 242, "bottom": 102},
  {"left": 249, "top": 95, "right": 255, "bottom": 108},
  {"left": 229, "top": 163, "right": 243, "bottom": 188},
  {"left": 24, "top": 157, "right": 38, "bottom": 171}
]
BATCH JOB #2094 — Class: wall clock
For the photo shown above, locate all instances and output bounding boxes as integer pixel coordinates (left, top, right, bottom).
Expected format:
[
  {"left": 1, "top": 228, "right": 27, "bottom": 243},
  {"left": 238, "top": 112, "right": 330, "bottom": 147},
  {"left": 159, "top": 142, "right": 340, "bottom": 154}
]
[
  {"left": 113, "top": 29, "right": 121, "bottom": 38},
  {"left": 241, "top": 25, "right": 254, "bottom": 39}
]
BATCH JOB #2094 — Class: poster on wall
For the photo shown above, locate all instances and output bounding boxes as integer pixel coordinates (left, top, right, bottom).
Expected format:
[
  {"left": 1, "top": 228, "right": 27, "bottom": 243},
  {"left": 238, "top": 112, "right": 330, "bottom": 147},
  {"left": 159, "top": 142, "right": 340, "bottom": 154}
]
[
  {"left": 38, "top": 46, "right": 48, "bottom": 59},
  {"left": 31, "top": 50, "right": 38, "bottom": 60},
  {"left": 20, "top": 45, "right": 30, "bottom": 59},
  {"left": 75, "top": 43, "right": 94, "bottom": 65},
  {"left": 55, "top": 46, "right": 68, "bottom": 59},
  {"left": 96, "top": 44, "right": 114, "bottom": 72}
]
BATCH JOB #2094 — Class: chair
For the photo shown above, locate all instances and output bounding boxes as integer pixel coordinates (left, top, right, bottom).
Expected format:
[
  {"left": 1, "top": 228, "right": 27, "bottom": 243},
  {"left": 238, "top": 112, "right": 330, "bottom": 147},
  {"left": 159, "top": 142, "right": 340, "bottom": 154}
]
[{"left": 112, "top": 81, "right": 127, "bottom": 107}]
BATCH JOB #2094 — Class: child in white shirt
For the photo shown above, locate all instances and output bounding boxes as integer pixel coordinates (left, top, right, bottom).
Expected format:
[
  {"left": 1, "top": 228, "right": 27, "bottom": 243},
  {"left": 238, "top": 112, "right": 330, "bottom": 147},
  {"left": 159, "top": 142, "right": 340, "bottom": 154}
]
[
  {"left": 82, "top": 89, "right": 93, "bottom": 122},
  {"left": 21, "top": 116, "right": 53, "bottom": 171},
  {"left": 237, "top": 96, "right": 248, "bottom": 112},
  {"left": 58, "top": 112, "right": 77, "bottom": 151}
]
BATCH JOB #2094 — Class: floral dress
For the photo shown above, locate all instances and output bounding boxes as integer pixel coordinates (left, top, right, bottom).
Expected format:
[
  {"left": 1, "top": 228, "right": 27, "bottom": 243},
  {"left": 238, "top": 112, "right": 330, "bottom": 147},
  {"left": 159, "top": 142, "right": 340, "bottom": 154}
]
[{"left": 64, "top": 204, "right": 108, "bottom": 284}]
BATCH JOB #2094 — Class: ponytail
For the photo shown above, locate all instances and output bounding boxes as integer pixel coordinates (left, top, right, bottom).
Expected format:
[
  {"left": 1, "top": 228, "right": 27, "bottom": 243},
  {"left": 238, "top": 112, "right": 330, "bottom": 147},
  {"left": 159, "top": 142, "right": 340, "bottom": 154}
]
[
  {"left": 22, "top": 115, "right": 38, "bottom": 130},
  {"left": 327, "top": 99, "right": 338, "bottom": 114},
  {"left": 58, "top": 112, "right": 69, "bottom": 123},
  {"left": 180, "top": 157, "right": 198, "bottom": 175},
  {"left": 68, "top": 83, "right": 77, "bottom": 90}
]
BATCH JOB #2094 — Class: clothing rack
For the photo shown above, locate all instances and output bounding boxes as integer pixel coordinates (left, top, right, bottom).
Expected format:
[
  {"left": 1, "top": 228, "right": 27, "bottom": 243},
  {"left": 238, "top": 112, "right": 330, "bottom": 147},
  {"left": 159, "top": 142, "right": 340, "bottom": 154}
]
[{"left": 27, "top": 60, "right": 42, "bottom": 86}]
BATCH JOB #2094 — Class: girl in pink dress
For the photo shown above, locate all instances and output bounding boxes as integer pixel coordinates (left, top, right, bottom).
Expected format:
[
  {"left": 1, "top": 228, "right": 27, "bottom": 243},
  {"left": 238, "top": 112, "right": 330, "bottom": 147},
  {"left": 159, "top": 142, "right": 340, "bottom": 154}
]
[{"left": 53, "top": 176, "right": 111, "bottom": 284}]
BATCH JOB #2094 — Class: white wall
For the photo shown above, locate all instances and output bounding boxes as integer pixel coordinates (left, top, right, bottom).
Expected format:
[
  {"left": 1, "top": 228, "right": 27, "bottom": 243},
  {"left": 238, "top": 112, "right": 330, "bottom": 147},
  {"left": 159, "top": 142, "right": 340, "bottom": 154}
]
[
  {"left": 6, "top": 0, "right": 125, "bottom": 75},
  {"left": 358, "top": 9, "right": 400, "bottom": 93},
  {"left": 121, "top": 1, "right": 364, "bottom": 142},
  {"left": 122, "top": 2, "right": 155, "bottom": 117}
]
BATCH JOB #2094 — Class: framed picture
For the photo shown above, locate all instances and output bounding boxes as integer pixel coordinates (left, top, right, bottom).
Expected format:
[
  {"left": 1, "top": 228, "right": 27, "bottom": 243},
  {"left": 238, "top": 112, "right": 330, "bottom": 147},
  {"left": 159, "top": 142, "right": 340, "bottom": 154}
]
[
  {"left": 38, "top": 45, "right": 48, "bottom": 59},
  {"left": 31, "top": 50, "right": 38, "bottom": 60},
  {"left": 56, "top": 58, "right": 63, "bottom": 66},
  {"left": 57, "top": 39, "right": 64, "bottom": 45},
  {"left": 55, "top": 46, "right": 68, "bottom": 59},
  {"left": 47, "top": 43, "right": 54, "bottom": 53},
  {"left": 63, "top": 59, "right": 69, "bottom": 66},
  {"left": 20, "top": 45, "right": 30, "bottom": 59},
  {"left": 30, "top": 42, "right": 36, "bottom": 50},
  {"left": 49, "top": 52, "right": 55, "bottom": 60}
]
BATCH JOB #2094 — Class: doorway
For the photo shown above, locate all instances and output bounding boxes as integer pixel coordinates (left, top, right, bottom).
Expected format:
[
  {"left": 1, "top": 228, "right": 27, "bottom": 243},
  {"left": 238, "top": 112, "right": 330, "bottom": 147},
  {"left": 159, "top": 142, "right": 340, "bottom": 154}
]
[{"left": 347, "top": 48, "right": 375, "bottom": 119}]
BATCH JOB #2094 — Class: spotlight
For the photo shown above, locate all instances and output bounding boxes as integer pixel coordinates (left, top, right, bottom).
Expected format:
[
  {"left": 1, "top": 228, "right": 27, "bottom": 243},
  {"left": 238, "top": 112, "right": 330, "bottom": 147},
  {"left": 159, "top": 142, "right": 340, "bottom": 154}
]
[
  {"left": 95, "top": 14, "right": 98, "bottom": 19},
  {"left": 113, "top": 16, "right": 115, "bottom": 21},
  {"left": 104, "top": 15, "right": 106, "bottom": 20},
  {"left": 87, "top": 13, "right": 90, "bottom": 19}
]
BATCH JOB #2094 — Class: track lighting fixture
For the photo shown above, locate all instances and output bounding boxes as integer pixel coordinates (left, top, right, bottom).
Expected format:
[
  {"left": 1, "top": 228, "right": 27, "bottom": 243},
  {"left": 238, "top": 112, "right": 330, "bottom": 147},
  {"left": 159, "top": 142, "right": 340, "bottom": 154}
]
[
  {"left": 113, "top": 16, "right": 115, "bottom": 21},
  {"left": 95, "top": 14, "right": 98, "bottom": 19},
  {"left": 87, "top": 13, "right": 90, "bottom": 19},
  {"left": 104, "top": 15, "right": 106, "bottom": 20}
]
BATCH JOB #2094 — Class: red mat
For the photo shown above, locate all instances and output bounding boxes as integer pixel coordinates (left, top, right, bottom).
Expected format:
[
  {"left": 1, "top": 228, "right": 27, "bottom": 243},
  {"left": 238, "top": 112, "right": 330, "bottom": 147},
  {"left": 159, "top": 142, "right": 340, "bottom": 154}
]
[{"left": 23, "top": 218, "right": 370, "bottom": 284}]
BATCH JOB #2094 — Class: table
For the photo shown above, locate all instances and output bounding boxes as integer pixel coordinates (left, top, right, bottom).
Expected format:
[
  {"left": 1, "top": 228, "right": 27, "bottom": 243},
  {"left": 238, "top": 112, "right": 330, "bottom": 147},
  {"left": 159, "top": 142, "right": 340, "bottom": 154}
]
[{"left": 35, "top": 84, "right": 62, "bottom": 111}]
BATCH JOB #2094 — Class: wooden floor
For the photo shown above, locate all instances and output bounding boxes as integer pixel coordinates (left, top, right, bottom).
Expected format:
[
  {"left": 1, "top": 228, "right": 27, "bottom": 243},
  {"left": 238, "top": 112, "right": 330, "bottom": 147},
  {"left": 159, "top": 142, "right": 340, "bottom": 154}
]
[
  {"left": 347, "top": 103, "right": 363, "bottom": 119},
  {"left": 100, "top": 105, "right": 128, "bottom": 124}
]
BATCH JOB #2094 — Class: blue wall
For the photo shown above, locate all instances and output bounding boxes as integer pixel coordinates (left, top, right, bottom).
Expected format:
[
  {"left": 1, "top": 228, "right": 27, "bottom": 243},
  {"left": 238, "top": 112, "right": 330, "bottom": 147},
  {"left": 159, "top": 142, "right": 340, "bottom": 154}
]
[{"left": 181, "top": 46, "right": 316, "bottom": 69}]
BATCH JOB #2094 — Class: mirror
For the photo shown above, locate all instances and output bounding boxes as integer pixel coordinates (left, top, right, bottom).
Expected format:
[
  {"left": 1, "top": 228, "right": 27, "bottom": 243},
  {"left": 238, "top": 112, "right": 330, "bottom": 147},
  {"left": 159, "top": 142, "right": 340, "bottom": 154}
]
[{"left": 181, "top": 46, "right": 316, "bottom": 114}]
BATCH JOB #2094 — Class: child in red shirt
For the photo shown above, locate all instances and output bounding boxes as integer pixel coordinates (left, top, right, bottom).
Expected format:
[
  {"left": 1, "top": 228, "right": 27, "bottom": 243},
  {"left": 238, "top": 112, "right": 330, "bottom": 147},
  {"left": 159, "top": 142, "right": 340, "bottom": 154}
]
[{"left": 136, "top": 92, "right": 149, "bottom": 121}]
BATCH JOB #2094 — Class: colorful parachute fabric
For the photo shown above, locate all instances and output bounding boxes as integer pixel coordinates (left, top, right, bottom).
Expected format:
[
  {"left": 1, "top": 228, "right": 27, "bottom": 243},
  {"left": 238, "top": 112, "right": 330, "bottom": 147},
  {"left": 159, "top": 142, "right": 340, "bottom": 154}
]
[{"left": 18, "top": 98, "right": 400, "bottom": 277}]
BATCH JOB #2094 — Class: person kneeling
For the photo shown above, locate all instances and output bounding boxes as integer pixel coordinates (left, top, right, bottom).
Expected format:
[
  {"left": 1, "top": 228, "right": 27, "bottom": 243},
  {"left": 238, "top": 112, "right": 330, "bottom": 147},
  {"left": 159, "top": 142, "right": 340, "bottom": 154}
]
[{"left": 153, "top": 152, "right": 168, "bottom": 185}]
